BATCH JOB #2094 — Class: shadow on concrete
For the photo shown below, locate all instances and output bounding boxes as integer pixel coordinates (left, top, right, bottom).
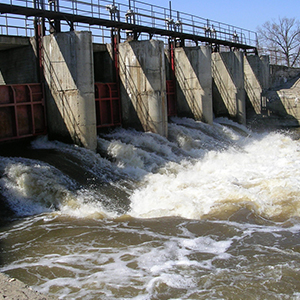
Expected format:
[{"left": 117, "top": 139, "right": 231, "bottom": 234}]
[
  {"left": 244, "top": 71, "right": 262, "bottom": 116},
  {"left": 118, "top": 40, "right": 167, "bottom": 134},
  {"left": 262, "top": 74, "right": 300, "bottom": 128},
  {"left": 0, "top": 37, "right": 38, "bottom": 85},
  {"left": 211, "top": 53, "right": 237, "bottom": 121},
  {"left": 42, "top": 32, "right": 86, "bottom": 146},
  {"left": 174, "top": 47, "right": 205, "bottom": 121},
  {"left": 93, "top": 44, "right": 115, "bottom": 83},
  {"left": 118, "top": 45, "right": 147, "bottom": 132},
  {"left": 212, "top": 77, "right": 231, "bottom": 118},
  {"left": 245, "top": 92, "right": 257, "bottom": 120}
]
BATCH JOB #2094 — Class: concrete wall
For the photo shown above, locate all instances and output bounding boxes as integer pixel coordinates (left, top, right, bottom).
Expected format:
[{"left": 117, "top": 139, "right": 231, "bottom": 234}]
[
  {"left": 93, "top": 43, "right": 114, "bottom": 83},
  {"left": 174, "top": 46, "right": 213, "bottom": 124},
  {"left": 0, "top": 34, "right": 279, "bottom": 145},
  {"left": 265, "top": 64, "right": 300, "bottom": 125},
  {"left": 0, "top": 37, "right": 38, "bottom": 84},
  {"left": 43, "top": 31, "right": 97, "bottom": 151},
  {"left": 244, "top": 55, "right": 270, "bottom": 115},
  {"left": 270, "top": 65, "right": 300, "bottom": 88},
  {"left": 212, "top": 51, "right": 246, "bottom": 125},
  {"left": 118, "top": 39, "right": 168, "bottom": 137}
]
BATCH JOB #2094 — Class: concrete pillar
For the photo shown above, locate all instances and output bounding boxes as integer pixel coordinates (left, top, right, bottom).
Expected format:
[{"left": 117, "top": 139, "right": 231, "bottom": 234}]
[
  {"left": 174, "top": 46, "right": 213, "bottom": 124},
  {"left": 244, "top": 55, "right": 270, "bottom": 114},
  {"left": 118, "top": 40, "right": 168, "bottom": 137},
  {"left": 212, "top": 51, "right": 246, "bottom": 125},
  {"left": 43, "top": 31, "right": 97, "bottom": 151}
]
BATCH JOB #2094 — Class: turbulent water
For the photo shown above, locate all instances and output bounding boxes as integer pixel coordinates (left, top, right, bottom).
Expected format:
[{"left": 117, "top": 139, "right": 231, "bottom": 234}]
[{"left": 1, "top": 117, "right": 300, "bottom": 299}]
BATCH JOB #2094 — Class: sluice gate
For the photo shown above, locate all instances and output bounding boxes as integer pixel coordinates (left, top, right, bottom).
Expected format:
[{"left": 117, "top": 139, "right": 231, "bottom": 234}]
[
  {"left": 0, "top": 84, "right": 46, "bottom": 142},
  {"left": 0, "top": 0, "right": 269, "bottom": 149},
  {"left": 0, "top": 82, "right": 122, "bottom": 142},
  {"left": 166, "top": 80, "right": 177, "bottom": 117},
  {"left": 95, "top": 82, "right": 121, "bottom": 128}
]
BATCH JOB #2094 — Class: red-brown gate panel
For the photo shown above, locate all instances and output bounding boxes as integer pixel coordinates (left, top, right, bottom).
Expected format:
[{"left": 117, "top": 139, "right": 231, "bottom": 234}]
[
  {"left": 0, "top": 84, "right": 46, "bottom": 142},
  {"left": 95, "top": 83, "right": 121, "bottom": 128},
  {"left": 166, "top": 80, "right": 177, "bottom": 117}
]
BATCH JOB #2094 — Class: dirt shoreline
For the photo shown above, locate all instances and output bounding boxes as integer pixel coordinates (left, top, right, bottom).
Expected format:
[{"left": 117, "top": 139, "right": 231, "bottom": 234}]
[{"left": 0, "top": 272, "right": 58, "bottom": 300}]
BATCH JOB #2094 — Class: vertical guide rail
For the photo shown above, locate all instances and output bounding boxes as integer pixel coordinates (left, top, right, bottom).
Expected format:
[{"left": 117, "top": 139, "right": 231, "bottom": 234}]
[
  {"left": 112, "top": 0, "right": 122, "bottom": 126},
  {"left": 94, "top": 0, "right": 122, "bottom": 128},
  {"left": 34, "top": 1, "right": 47, "bottom": 134},
  {"left": 167, "top": 38, "right": 177, "bottom": 117},
  {"left": 113, "top": 30, "right": 122, "bottom": 125}
]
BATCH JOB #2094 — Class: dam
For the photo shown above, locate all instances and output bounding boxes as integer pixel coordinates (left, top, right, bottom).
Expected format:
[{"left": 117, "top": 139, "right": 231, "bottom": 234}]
[
  {"left": 0, "top": 0, "right": 272, "bottom": 150},
  {"left": 2, "top": 1, "right": 300, "bottom": 299}
]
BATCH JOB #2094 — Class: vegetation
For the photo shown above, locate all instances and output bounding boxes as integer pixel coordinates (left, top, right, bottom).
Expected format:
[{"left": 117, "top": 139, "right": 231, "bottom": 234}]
[{"left": 257, "top": 17, "right": 300, "bottom": 67}]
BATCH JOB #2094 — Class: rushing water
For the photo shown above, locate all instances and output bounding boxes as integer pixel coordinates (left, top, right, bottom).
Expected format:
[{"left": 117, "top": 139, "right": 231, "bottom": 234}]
[{"left": 1, "top": 117, "right": 300, "bottom": 299}]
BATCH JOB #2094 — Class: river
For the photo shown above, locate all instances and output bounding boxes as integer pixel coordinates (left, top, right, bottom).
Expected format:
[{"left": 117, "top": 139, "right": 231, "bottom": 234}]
[{"left": 1, "top": 117, "right": 300, "bottom": 299}]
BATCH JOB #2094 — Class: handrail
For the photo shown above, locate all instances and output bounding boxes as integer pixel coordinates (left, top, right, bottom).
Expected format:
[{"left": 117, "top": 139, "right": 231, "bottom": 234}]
[{"left": 0, "top": 0, "right": 258, "bottom": 49}]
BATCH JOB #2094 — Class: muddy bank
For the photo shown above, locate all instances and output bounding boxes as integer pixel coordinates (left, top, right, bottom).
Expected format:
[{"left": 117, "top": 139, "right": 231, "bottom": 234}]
[{"left": 0, "top": 273, "right": 58, "bottom": 300}]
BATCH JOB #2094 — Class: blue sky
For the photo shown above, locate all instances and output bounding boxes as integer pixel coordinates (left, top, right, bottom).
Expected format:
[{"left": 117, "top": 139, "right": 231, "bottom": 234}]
[{"left": 148, "top": 0, "right": 300, "bottom": 32}]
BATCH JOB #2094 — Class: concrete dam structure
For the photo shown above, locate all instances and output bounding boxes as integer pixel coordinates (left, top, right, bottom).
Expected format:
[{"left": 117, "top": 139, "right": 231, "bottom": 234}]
[{"left": 0, "top": 0, "right": 271, "bottom": 150}]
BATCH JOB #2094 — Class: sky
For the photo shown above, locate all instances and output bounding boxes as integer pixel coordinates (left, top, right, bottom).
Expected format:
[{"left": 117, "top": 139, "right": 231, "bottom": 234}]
[{"left": 147, "top": 0, "right": 300, "bottom": 32}]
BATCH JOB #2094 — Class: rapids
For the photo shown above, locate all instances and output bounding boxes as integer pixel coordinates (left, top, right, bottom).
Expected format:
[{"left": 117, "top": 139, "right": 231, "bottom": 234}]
[{"left": 0, "top": 117, "right": 300, "bottom": 299}]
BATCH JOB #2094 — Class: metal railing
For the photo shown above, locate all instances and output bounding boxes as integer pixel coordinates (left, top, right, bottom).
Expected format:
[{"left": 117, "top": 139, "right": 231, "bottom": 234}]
[
  {"left": 0, "top": 0, "right": 258, "bottom": 47},
  {"left": 0, "top": 13, "right": 34, "bottom": 36}
]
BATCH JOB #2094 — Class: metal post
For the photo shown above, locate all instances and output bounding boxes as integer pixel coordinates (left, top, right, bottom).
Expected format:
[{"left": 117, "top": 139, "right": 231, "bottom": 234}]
[{"left": 48, "top": 0, "right": 61, "bottom": 33}]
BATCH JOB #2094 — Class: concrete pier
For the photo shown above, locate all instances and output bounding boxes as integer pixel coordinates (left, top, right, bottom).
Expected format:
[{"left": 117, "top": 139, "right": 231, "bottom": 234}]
[
  {"left": 244, "top": 55, "right": 270, "bottom": 115},
  {"left": 43, "top": 31, "right": 97, "bottom": 151},
  {"left": 175, "top": 46, "right": 213, "bottom": 124},
  {"left": 118, "top": 40, "right": 168, "bottom": 137},
  {"left": 0, "top": 33, "right": 276, "bottom": 146},
  {"left": 212, "top": 51, "right": 246, "bottom": 125}
]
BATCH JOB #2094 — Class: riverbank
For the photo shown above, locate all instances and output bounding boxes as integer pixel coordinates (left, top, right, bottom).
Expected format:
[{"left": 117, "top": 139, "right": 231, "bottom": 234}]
[{"left": 0, "top": 273, "right": 58, "bottom": 300}]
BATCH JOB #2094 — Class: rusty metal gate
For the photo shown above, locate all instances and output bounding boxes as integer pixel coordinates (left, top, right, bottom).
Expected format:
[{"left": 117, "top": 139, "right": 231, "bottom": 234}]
[
  {"left": 0, "top": 83, "right": 46, "bottom": 142},
  {"left": 95, "top": 82, "right": 121, "bottom": 128},
  {"left": 166, "top": 80, "right": 177, "bottom": 117}
]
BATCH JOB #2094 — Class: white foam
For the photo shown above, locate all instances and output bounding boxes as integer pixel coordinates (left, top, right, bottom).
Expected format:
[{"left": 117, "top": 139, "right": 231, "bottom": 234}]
[
  {"left": 3, "top": 118, "right": 300, "bottom": 221},
  {"left": 129, "top": 128, "right": 300, "bottom": 220},
  {"left": 0, "top": 157, "right": 113, "bottom": 218}
]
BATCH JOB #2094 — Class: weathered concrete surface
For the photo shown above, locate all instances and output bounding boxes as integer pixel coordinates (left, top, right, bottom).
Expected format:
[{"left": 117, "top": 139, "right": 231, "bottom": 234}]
[
  {"left": 175, "top": 46, "right": 213, "bottom": 124},
  {"left": 212, "top": 51, "right": 246, "bottom": 125},
  {"left": 119, "top": 40, "right": 168, "bottom": 137},
  {"left": 0, "top": 35, "right": 30, "bottom": 51},
  {"left": 244, "top": 55, "right": 269, "bottom": 115},
  {"left": 0, "top": 37, "right": 38, "bottom": 85},
  {"left": 269, "top": 65, "right": 300, "bottom": 88},
  {"left": 43, "top": 31, "right": 97, "bottom": 151},
  {"left": 266, "top": 75, "right": 300, "bottom": 125},
  {"left": 0, "top": 273, "right": 58, "bottom": 300},
  {"left": 93, "top": 43, "right": 114, "bottom": 83}
]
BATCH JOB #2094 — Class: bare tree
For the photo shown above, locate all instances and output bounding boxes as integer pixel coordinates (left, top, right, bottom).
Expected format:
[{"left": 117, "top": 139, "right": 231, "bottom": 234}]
[{"left": 257, "top": 17, "right": 300, "bottom": 67}]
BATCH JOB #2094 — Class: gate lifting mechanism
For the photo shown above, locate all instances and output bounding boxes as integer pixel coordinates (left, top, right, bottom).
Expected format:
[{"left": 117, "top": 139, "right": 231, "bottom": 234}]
[{"left": 0, "top": 84, "right": 47, "bottom": 142}]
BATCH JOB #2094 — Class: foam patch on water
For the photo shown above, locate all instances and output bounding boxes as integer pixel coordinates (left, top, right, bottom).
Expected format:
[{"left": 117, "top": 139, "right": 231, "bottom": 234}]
[{"left": 0, "top": 218, "right": 234, "bottom": 299}]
